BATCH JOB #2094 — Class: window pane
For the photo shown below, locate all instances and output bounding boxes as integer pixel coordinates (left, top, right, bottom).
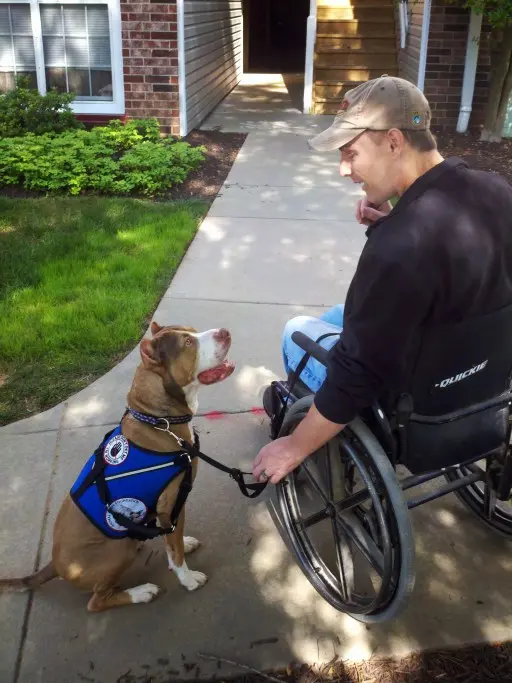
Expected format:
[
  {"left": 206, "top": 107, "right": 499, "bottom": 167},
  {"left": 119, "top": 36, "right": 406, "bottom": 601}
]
[
  {"left": 45, "top": 66, "right": 66, "bottom": 91},
  {"left": 0, "top": 6, "right": 10, "bottom": 34},
  {"left": 65, "top": 37, "right": 88, "bottom": 66},
  {"left": 89, "top": 37, "right": 110, "bottom": 66},
  {"left": 87, "top": 6, "right": 109, "bottom": 36},
  {"left": 0, "top": 35, "right": 13, "bottom": 67},
  {"left": 67, "top": 67, "right": 89, "bottom": 96},
  {"left": 10, "top": 5, "right": 32, "bottom": 34},
  {"left": 13, "top": 35, "right": 35, "bottom": 67},
  {"left": 0, "top": 5, "right": 36, "bottom": 93},
  {"left": 40, "top": 6, "right": 63, "bottom": 35},
  {"left": 41, "top": 4, "right": 113, "bottom": 101},
  {"left": 91, "top": 68, "right": 111, "bottom": 97},
  {"left": 43, "top": 36, "right": 65, "bottom": 65},
  {"left": 63, "top": 6, "right": 85, "bottom": 35}
]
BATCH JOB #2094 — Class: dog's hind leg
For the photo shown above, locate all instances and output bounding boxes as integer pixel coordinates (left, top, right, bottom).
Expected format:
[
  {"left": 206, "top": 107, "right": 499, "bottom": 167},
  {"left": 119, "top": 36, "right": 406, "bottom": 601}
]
[
  {"left": 87, "top": 583, "right": 163, "bottom": 612},
  {"left": 0, "top": 562, "right": 57, "bottom": 593}
]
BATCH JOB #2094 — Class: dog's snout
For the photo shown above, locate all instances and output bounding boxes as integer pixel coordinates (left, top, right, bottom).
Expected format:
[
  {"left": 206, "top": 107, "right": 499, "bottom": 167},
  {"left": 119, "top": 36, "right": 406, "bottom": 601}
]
[{"left": 214, "top": 328, "right": 231, "bottom": 343}]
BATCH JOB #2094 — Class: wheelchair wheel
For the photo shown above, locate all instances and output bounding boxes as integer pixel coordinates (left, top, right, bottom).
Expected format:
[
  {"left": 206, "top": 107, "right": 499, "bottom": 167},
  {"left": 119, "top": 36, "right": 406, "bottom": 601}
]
[
  {"left": 273, "top": 396, "right": 415, "bottom": 623},
  {"left": 444, "top": 459, "right": 512, "bottom": 538}
]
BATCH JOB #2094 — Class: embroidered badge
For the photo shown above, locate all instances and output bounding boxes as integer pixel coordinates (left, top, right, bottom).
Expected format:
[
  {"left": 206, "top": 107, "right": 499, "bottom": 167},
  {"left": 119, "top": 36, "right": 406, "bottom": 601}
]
[
  {"left": 412, "top": 112, "right": 423, "bottom": 125},
  {"left": 106, "top": 497, "right": 147, "bottom": 531},
  {"left": 103, "top": 434, "right": 129, "bottom": 466}
]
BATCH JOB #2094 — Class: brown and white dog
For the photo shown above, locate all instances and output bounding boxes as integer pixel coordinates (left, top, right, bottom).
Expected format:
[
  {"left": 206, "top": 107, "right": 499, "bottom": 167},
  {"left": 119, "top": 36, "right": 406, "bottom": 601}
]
[{"left": 0, "top": 322, "right": 234, "bottom": 612}]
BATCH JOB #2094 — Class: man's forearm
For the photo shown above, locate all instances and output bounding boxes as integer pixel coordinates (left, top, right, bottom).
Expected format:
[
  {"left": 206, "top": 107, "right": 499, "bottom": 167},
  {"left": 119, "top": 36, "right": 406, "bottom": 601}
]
[{"left": 289, "top": 402, "right": 345, "bottom": 458}]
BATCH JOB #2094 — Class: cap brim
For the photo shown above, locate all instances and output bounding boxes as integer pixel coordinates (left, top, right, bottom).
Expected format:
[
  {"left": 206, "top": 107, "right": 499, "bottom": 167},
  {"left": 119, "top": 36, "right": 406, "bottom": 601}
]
[{"left": 308, "top": 125, "right": 366, "bottom": 152}]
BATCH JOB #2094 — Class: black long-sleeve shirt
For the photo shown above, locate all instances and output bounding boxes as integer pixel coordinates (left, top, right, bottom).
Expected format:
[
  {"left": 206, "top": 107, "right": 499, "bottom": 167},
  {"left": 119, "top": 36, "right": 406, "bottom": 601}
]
[{"left": 314, "top": 157, "right": 512, "bottom": 424}]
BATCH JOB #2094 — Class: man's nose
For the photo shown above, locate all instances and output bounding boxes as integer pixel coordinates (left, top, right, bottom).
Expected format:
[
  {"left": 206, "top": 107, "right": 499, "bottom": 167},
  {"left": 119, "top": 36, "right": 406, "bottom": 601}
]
[{"left": 339, "top": 160, "right": 352, "bottom": 177}]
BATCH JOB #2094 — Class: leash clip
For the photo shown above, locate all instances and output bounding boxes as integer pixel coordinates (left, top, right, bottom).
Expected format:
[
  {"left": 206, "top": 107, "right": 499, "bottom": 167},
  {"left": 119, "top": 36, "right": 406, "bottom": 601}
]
[{"left": 154, "top": 418, "right": 185, "bottom": 446}]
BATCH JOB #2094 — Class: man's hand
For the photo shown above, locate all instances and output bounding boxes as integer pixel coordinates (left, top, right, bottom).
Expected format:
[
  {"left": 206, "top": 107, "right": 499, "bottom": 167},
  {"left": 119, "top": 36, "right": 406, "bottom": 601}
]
[
  {"left": 252, "top": 435, "right": 308, "bottom": 484},
  {"left": 356, "top": 197, "right": 392, "bottom": 226},
  {"left": 252, "top": 403, "right": 345, "bottom": 484}
]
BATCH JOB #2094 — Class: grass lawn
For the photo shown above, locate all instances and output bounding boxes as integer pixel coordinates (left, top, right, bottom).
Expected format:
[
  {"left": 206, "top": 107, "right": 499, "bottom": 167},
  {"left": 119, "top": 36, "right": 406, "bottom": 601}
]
[{"left": 0, "top": 196, "right": 206, "bottom": 426}]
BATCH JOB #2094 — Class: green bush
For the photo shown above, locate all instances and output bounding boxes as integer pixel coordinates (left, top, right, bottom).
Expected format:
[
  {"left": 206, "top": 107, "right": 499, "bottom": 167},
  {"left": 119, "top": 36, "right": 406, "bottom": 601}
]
[
  {"left": 0, "top": 119, "right": 205, "bottom": 197},
  {"left": 0, "top": 76, "right": 83, "bottom": 137}
]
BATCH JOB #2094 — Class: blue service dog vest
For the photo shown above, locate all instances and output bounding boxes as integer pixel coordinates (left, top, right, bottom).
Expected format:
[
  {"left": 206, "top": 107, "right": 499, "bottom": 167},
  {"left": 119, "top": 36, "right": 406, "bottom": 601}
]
[{"left": 70, "top": 425, "right": 191, "bottom": 539}]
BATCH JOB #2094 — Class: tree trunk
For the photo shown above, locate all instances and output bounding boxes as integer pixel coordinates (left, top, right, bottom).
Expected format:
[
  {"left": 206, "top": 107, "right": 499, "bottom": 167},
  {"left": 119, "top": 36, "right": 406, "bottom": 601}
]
[{"left": 481, "top": 25, "right": 512, "bottom": 142}]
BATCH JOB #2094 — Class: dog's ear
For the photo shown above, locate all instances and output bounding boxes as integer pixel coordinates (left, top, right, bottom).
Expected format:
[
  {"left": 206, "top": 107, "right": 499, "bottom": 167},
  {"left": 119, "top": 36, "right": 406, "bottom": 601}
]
[
  {"left": 150, "top": 321, "right": 163, "bottom": 336},
  {"left": 140, "top": 338, "right": 162, "bottom": 371}
]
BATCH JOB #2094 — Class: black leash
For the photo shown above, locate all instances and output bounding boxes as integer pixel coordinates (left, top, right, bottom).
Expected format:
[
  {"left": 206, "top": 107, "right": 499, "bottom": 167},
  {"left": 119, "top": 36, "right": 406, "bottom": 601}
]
[{"left": 155, "top": 425, "right": 267, "bottom": 499}]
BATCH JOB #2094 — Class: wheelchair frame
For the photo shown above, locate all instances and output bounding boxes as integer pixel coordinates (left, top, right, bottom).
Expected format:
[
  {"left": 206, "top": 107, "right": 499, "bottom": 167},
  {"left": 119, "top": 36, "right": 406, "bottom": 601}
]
[{"left": 266, "top": 331, "right": 512, "bottom": 623}]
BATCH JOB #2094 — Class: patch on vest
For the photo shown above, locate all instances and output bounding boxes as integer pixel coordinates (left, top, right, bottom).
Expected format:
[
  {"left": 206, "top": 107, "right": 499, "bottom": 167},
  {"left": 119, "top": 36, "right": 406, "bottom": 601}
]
[
  {"left": 103, "top": 433, "right": 129, "bottom": 466},
  {"left": 106, "top": 497, "right": 147, "bottom": 531}
]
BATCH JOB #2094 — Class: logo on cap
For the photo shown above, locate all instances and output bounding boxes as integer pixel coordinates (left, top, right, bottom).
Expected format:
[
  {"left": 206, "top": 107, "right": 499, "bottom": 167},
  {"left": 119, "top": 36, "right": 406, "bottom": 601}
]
[
  {"left": 338, "top": 99, "right": 349, "bottom": 113},
  {"left": 412, "top": 112, "right": 422, "bottom": 126}
]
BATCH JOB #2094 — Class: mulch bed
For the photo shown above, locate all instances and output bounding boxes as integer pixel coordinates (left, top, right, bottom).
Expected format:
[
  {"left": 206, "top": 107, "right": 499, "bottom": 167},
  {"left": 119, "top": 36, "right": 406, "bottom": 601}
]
[
  {"left": 433, "top": 128, "right": 512, "bottom": 184},
  {"left": 168, "top": 130, "right": 247, "bottom": 202}
]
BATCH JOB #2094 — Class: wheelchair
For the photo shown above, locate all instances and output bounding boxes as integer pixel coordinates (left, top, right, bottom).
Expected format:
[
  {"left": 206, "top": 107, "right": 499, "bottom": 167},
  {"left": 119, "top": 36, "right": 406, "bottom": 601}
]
[{"left": 265, "top": 304, "right": 512, "bottom": 623}]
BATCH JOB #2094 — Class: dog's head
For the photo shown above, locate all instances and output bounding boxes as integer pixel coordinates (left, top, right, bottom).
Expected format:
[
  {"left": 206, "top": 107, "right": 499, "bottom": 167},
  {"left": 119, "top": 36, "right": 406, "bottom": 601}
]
[{"left": 139, "top": 322, "right": 235, "bottom": 393}]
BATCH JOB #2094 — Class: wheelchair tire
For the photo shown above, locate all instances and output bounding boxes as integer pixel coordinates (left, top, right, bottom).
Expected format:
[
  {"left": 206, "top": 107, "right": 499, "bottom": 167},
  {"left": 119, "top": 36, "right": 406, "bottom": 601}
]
[
  {"left": 270, "top": 396, "right": 416, "bottom": 623},
  {"left": 444, "top": 464, "right": 512, "bottom": 538}
]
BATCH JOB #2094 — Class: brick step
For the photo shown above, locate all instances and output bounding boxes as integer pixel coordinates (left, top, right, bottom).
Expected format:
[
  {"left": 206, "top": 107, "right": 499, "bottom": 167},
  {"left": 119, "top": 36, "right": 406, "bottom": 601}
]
[
  {"left": 317, "top": 7, "right": 394, "bottom": 21},
  {"left": 315, "top": 66, "right": 398, "bottom": 81},
  {"left": 317, "top": 21, "right": 395, "bottom": 37},
  {"left": 315, "top": 51, "right": 397, "bottom": 68},
  {"left": 316, "top": 36, "right": 396, "bottom": 52}
]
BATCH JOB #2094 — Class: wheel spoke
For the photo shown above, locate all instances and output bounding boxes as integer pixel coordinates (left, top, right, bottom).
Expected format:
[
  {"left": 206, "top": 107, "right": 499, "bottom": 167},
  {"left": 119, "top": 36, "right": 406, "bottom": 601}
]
[
  {"left": 330, "top": 517, "right": 354, "bottom": 601},
  {"left": 335, "top": 512, "right": 385, "bottom": 576},
  {"left": 299, "top": 507, "right": 330, "bottom": 529}
]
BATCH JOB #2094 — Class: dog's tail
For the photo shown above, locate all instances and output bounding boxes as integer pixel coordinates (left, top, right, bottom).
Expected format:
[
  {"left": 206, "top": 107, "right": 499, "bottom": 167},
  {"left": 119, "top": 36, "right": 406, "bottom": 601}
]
[{"left": 0, "top": 562, "right": 57, "bottom": 593}]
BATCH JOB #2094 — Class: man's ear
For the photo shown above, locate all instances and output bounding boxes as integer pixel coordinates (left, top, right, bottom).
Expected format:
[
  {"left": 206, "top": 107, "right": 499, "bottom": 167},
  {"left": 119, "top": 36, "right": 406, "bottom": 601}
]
[
  {"left": 387, "top": 128, "right": 405, "bottom": 156},
  {"left": 140, "top": 338, "right": 161, "bottom": 371},
  {"left": 150, "top": 321, "right": 163, "bottom": 336}
]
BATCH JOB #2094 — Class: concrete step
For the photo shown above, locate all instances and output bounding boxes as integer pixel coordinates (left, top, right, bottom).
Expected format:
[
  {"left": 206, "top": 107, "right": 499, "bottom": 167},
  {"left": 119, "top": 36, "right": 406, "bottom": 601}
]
[
  {"left": 317, "top": 20, "right": 396, "bottom": 37},
  {"left": 318, "top": 0, "right": 394, "bottom": 6}
]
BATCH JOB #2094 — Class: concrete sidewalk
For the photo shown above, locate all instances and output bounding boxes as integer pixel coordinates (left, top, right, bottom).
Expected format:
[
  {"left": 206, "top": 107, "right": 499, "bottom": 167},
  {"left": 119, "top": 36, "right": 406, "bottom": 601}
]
[{"left": 1, "top": 76, "right": 512, "bottom": 683}]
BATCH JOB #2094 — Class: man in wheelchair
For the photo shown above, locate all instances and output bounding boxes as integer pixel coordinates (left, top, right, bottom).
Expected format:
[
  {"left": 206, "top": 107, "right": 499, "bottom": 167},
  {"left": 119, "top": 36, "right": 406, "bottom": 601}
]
[
  {"left": 250, "top": 75, "right": 512, "bottom": 622},
  {"left": 252, "top": 75, "right": 512, "bottom": 488}
]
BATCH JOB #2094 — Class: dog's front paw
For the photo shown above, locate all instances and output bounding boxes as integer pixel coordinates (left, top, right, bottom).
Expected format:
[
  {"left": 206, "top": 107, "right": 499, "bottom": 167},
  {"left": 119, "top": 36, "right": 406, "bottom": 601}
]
[
  {"left": 127, "top": 583, "right": 162, "bottom": 604},
  {"left": 181, "top": 570, "right": 208, "bottom": 591},
  {"left": 184, "top": 536, "right": 201, "bottom": 554}
]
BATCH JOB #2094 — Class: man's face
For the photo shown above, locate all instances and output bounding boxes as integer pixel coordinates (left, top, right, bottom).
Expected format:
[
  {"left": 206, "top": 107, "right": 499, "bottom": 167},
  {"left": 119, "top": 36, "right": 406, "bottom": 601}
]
[{"left": 339, "top": 131, "right": 396, "bottom": 207}]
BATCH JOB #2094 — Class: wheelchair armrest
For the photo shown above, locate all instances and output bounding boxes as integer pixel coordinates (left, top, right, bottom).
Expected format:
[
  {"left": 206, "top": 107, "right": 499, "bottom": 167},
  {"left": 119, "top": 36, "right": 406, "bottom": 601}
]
[{"left": 291, "top": 331, "right": 329, "bottom": 366}]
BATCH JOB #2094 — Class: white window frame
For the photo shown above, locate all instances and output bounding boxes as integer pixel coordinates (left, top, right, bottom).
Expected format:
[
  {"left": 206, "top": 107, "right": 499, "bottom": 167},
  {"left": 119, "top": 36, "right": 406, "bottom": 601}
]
[{"left": 0, "top": 0, "right": 124, "bottom": 114}]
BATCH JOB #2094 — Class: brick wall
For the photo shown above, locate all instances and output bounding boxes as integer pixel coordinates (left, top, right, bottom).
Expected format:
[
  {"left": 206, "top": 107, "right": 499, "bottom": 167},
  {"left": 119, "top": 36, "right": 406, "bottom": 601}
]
[
  {"left": 120, "top": 0, "right": 180, "bottom": 136},
  {"left": 424, "top": 0, "right": 491, "bottom": 131}
]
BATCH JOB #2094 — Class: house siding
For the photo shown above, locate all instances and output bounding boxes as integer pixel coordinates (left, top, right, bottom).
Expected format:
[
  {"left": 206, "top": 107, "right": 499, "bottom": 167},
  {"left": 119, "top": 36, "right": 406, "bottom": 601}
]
[{"left": 183, "top": 0, "right": 243, "bottom": 132}]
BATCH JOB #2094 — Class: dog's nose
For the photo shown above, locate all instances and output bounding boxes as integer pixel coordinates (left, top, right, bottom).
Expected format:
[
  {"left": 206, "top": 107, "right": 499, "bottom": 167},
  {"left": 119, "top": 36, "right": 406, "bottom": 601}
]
[{"left": 215, "top": 328, "right": 231, "bottom": 342}]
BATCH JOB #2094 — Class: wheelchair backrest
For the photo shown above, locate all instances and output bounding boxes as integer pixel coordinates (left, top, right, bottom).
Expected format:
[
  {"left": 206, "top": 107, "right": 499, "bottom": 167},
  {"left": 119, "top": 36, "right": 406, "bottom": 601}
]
[
  {"left": 395, "top": 304, "right": 512, "bottom": 473},
  {"left": 408, "top": 303, "right": 512, "bottom": 417}
]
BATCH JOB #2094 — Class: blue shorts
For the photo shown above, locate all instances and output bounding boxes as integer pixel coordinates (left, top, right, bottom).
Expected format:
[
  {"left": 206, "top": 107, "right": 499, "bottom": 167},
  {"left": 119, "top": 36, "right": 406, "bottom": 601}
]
[{"left": 282, "top": 305, "right": 344, "bottom": 393}]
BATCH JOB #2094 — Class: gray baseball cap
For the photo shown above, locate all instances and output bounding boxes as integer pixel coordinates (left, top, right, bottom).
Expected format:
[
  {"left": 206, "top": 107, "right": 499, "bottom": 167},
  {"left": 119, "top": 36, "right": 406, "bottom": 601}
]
[{"left": 309, "top": 75, "right": 432, "bottom": 152}]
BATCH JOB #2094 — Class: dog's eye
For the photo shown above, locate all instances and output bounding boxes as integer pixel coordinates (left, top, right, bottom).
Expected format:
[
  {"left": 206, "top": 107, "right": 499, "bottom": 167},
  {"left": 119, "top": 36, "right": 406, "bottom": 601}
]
[{"left": 184, "top": 338, "right": 193, "bottom": 347}]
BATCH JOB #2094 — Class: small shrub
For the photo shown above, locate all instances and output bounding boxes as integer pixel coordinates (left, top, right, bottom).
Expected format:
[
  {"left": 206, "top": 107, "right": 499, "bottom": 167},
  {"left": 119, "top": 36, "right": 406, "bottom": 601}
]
[
  {"left": 0, "top": 119, "right": 205, "bottom": 197},
  {"left": 0, "top": 76, "right": 83, "bottom": 137}
]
